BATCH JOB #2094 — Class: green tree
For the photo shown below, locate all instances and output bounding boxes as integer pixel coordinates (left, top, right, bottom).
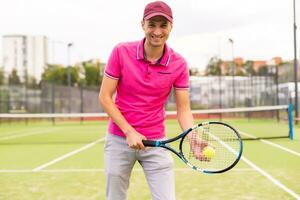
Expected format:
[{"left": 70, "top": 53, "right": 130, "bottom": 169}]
[
  {"left": 243, "top": 60, "right": 256, "bottom": 76},
  {"left": 258, "top": 65, "right": 269, "bottom": 76},
  {"left": 0, "top": 69, "right": 4, "bottom": 85},
  {"left": 8, "top": 69, "right": 21, "bottom": 85},
  {"left": 79, "top": 60, "right": 105, "bottom": 87},
  {"left": 205, "top": 57, "right": 222, "bottom": 75},
  {"left": 27, "top": 75, "right": 39, "bottom": 89},
  {"left": 42, "top": 64, "right": 64, "bottom": 84},
  {"left": 62, "top": 67, "right": 79, "bottom": 86},
  {"left": 82, "top": 62, "right": 101, "bottom": 87},
  {"left": 42, "top": 64, "right": 79, "bottom": 86},
  {"left": 236, "top": 70, "right": 245, "bottom": 76}
]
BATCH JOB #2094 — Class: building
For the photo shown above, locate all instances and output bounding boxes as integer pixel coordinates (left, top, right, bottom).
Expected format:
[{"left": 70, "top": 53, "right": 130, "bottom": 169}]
[
  {"left": 2, "top": 35, "right": 48, "bottom": 83},
  {"left": 219, "top": 57, "right": 282, "bottom": 75}
]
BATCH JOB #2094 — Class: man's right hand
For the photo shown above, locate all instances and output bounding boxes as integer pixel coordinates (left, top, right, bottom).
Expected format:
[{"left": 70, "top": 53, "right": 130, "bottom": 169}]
[
  {"left": 189, "top": 137, "right": 210, "bottom": 161},
  {"left": 125, "top": 130, "right": 147, "bottom": 150}
]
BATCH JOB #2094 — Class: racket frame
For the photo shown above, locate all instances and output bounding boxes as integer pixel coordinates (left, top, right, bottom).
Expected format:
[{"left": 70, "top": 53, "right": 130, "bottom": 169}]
[{"left": 142, "top": 121, "right": 243, "bottom": 174}]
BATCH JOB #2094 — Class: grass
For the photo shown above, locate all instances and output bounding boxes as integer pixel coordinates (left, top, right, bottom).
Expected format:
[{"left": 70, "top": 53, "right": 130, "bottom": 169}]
[{"left": 0, "top": 118, "right": 299, "bottom": 200}]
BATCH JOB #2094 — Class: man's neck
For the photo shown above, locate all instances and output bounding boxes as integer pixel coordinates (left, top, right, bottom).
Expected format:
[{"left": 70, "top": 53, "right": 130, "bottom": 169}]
[{"left": 143, "top": 42, "right": 164, "bottom": 63}]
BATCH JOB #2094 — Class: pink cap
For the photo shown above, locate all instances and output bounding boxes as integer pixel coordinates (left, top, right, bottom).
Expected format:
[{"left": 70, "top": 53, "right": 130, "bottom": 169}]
[{"left": 143, "top": 1, "right": 173, "bottom": 23}]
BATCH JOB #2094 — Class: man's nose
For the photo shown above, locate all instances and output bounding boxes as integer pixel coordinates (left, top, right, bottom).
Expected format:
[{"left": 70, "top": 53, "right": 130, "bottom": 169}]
[{"left": 153, "top": 28, "right": 162, "bottom": 36}]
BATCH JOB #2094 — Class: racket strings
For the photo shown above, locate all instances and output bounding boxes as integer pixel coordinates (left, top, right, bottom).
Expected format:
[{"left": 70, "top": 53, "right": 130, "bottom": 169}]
[
  {"left": 188, "top": 129, "right": 202, "bottom": 159},
  {"left": 187, "top": 125, "right": 210, "bottom": 161},
  {"left": 182, "top": 123, "right": 241, "bottom": 171}
]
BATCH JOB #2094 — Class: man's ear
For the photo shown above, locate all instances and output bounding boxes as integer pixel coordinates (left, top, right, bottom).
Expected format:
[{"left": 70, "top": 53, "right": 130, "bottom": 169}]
[{"left": 141, "top": 20, "right": 145, "bottom": 30}]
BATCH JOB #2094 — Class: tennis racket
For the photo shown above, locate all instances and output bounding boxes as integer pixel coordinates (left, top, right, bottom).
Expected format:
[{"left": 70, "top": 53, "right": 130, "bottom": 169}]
[{"left": 142, "top": 121, "right": 243, "bottom": 174}]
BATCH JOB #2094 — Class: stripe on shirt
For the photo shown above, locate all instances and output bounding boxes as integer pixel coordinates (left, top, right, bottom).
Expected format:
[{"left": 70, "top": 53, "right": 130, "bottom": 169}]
[
  {"left": 105, "top": 71, "right": 119, "bottom": 80},
  {"left": 165, "top": 55, "right": 171, "bottom": 66},
  {"left": 174, "top": 86, "right": 189, "bottom": 90}
]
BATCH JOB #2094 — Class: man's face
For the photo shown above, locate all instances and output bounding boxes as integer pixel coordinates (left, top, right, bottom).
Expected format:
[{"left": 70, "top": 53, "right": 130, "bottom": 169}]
[{"left": 142, "top": 16, "right": 172, "bottom": 48}]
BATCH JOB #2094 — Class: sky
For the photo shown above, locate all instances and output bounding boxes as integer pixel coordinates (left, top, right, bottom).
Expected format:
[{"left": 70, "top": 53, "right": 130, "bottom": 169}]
[{"left": 0, "top": 0, "right": 299, "bottom": 70}]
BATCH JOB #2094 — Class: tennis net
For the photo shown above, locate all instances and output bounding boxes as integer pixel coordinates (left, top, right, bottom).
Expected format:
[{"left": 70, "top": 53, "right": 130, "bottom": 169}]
[
  {"left": 182, "top": 105, "right": 293, "bottom": 140},
  {"left": 0, "top": 104, "right": 294, "bottom": 144}
]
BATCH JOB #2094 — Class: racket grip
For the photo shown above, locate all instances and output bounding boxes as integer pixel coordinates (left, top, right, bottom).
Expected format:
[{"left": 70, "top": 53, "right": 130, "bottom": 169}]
[{"left": 142, "top": 140, "right": 160, "bottom": 147}]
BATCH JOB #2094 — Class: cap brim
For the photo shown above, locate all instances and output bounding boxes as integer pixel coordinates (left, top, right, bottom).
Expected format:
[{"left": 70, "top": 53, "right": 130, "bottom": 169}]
[{"left": 144, "top": 12, "right": 173, "bottom": 23}]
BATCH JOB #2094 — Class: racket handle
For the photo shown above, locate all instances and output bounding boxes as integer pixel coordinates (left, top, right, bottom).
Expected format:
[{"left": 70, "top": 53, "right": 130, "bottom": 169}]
[{"left": 142, "top": 140, "right": 160, "bottom": 147}]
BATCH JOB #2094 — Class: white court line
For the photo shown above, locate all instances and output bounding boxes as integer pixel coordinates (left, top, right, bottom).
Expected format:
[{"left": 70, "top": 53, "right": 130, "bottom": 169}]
[
  {"left": 260, "top": 139, "right": 300, "bottom": 157},
  {"left": 0, "top": 168, "right": 255, "bottom": 173},
  {"left": 210, "top": 130, "right": 299, "bottom": 199},
  {"left": 0, "top": 128, "right": 62, "bottom": 141},
  {"left": 32, "top": 138, "right": 105, "bottom": 172},
  {"left": 238, "top": 131, "right": 300, "bottom": 199},
  {"left": 241, "top": 156, "right": 300, "bottom": 199},
  {"left": 239, "top": 131, "right": 300, "bottom": 157},
  {"left": 0, "top": 127, "right": 45, "bottom": 138}
]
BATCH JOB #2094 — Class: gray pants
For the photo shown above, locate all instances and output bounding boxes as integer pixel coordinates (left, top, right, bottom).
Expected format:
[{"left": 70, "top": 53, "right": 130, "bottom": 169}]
[{"left": 104, "top": 133, "right": 175, "bottom": 200}]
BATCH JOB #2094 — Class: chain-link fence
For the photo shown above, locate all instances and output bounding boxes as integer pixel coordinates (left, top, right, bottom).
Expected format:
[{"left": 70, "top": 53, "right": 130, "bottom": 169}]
[
  {"left": 167, "top": 75, "right": 293, "bottom": 110},
  {"left": 0, "top": 82, "right": 102, "bottom": 113},
  {"left": 0, "top": 75, "right": 298, "bottom": 113}
]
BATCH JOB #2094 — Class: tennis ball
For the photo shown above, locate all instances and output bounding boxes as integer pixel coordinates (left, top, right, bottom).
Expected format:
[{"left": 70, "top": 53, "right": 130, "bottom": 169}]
[{"left": 203, "top": 146, "right": 215, "bottom": 159}]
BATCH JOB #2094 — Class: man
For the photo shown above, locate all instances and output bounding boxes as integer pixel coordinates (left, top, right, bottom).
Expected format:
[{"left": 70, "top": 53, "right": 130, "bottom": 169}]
[{"left": 99, "top": 1, "right": 195, "bottom": 199}]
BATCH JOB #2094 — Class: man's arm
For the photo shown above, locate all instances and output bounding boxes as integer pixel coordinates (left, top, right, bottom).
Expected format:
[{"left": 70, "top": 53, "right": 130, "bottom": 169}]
[
  {"left": 174, "top": 89, "right": 194, "bottom": 131},
  {"left": 99, "top": 76, "right": 146, "bottom": 149},
  {"left": 174, "top": 89, "right": 208, "bottom": 160}
]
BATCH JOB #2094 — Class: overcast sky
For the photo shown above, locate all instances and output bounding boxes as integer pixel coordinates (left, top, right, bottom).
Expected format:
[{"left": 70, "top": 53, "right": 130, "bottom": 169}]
[{"left": 0, "top": 0, "right": 299, "bottom": 70}]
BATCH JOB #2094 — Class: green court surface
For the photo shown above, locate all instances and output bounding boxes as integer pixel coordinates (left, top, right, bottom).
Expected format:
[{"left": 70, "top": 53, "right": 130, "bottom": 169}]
[{"left": 0, "top": 119, "right": 299, "bottom": 200}]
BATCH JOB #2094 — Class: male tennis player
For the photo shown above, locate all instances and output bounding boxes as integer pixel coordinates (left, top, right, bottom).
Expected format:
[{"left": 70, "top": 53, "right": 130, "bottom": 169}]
[{"left": 99, "top": 1, "right": 204, "bottom": 199}]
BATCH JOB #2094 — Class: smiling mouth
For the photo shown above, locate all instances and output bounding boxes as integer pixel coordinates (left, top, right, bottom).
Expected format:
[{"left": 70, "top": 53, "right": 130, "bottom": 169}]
[
  {"left": 151, "top": 34, "right": 163, "bottom": 38},
  {"left": 151, "top": 36, "right": 163, "bottom": 41}
]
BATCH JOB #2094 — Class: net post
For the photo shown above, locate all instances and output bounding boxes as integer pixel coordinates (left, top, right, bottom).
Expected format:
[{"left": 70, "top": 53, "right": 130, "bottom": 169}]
[
  {"left": 288, "top": 103, "right": 294, "bottom": 140},
  {"left": 80, "top": 85, "right": 84, "bottom": 124},
  {"left": 51, "top": 83, "right": 55, "bottom": 125}
]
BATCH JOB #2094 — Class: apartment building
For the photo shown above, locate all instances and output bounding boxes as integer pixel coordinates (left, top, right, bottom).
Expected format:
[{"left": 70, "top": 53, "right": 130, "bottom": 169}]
[{"left": 2, "top": 35, "right": 48, "bottom": 82}]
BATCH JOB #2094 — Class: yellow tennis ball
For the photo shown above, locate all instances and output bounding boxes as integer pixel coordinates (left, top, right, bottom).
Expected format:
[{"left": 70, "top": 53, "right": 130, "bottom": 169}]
[{"left": 203, "top": 146, "right": 215, "bottom": 159}]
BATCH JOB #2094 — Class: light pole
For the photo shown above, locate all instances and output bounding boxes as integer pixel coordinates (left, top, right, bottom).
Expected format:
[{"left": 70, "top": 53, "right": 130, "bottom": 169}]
[
  {"left": 293, "top": 0, "right": 299, "bottom": 122},
  {"left": 229, "top": 38, "right": 236, "bottom": 107},
  {"left": 67, "top": 43, "right": 73, "bottom": 113},
  {"left": 218, "top": 60, "right": 222, "bottom": 109},
  {"left": 67, "top": 43, "right": 73, "bottom": 88}
]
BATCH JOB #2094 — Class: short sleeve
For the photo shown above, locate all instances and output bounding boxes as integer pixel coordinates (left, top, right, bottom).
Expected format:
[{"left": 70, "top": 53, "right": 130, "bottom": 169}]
[
  {"left": 104, "top": 45, "right": 121, "bottom": 80},
  {"left": 173, "top": 62, "right": 189, "bottom": 90}
]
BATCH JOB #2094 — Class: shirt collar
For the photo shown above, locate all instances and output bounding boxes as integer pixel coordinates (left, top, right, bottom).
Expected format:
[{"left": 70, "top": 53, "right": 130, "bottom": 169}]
[{"left": 136, "top": 38, "right": 171, "bottom": 66}]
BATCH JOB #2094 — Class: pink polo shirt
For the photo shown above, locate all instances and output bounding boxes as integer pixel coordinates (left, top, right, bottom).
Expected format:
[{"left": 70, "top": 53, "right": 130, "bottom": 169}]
[{"left": 104, "top": 38, "right": 189, "bottom": 139}]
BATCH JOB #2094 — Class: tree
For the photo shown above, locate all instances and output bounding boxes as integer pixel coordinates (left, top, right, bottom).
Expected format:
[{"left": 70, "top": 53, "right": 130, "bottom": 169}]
[
  {"left": 243, "top": 60, "right": 256, "bottom": 76},
  {"left": 42, "top": 64, "right": 64, "bottom": 84},
  {"left": 27, "top": 75, "right": 39, "bottom": 89},
  {"left": 0, "top": 69, "right": 4, "bottom": 85},
  {"left": 42, "top": 64, "right": 79, "bottom": 86},
  {"left": 236, "top": 69, "right": 245, "bottom": 76},
  {"left": 62, "top": 67, "right": 79, "bottom": 86},
  {"left": 258, "top": 65, "right": 269, "bottom": 76},
  {"left": 8, "top": 69, "right": 21, "bottom": 85},
  {"left": 205, "top": 57, "right": 222, "bottom": 75},
  {"left": 82, "top": 62, "right": 102, "bottom": 87}
]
